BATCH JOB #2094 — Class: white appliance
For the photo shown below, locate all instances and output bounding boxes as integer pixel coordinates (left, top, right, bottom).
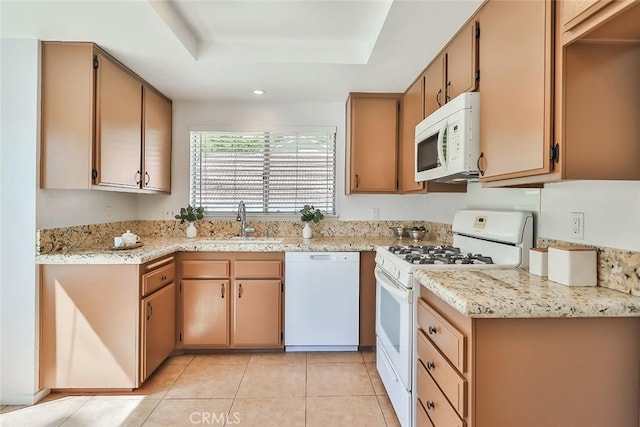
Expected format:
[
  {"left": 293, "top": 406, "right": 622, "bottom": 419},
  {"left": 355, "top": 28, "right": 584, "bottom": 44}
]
[
  {"left": 375, "top": 209, "right": 533, "bottom": 427},
  {"left": 415, "top": 92, "right": 480, "bottom": 183},
  {"left": 284, "top": 252, "right": 360, "bottom": 351}
]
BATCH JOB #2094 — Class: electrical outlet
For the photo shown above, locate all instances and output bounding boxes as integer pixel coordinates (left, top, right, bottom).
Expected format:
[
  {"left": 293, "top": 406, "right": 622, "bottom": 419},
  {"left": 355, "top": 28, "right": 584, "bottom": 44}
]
[
  {"left": 569, "top": 212, "right": 584, "bottom": 239},
  {"left": 104, "top": 205, "right": 112, "bottom": 220},
  {"left": 371, "top": 207, "right": 380, "bottom": 220},
  {"left": 163, "top": 207, "right": 175, "bottom": 220}
]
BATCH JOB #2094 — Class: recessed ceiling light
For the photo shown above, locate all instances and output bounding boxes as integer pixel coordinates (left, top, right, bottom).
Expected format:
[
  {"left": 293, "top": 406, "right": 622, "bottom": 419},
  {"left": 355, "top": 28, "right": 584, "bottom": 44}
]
[{"left": 253, "top": 89, "right": 265, "bottom": 95}]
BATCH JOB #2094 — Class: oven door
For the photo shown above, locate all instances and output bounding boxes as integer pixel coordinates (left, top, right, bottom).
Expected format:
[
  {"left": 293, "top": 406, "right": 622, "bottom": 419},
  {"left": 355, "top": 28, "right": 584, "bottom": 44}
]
[{"left": 375, "top": 266, "right": 413, "bottom": 389}]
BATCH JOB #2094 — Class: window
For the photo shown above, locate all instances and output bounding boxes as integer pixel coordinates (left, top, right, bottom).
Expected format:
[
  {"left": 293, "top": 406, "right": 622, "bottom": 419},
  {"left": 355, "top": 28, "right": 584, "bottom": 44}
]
[{"left": 190, "top": 129, "right": 336, "bottom": 215}]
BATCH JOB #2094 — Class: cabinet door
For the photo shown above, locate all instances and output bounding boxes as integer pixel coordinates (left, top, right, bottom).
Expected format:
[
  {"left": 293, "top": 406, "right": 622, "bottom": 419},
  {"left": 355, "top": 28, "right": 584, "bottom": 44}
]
[
  {"left": 423, "top": 55, "right": 445, "bottom": 117},
  {"left": 182, "top": 279, "right": 229, "bottom": 346},
  {"left": 561, "top": 0, "right": 612, "bottom": 31},
  {"left": 142, "top": 86, "right": 172, "bottom": 193},
  {"left": 446, "top": 21, "right": 478, "bottom": 102},
  {"left": 232, "top": 279, "right": 282, "bottom": 347},
  {"left": 348, "top": 94, "right": 400, "bottom": 193},
  {"left": 478, "top": 0, "right": 553, "bottom": 181},
  {"left": 95, "top": 53, "right": 143, "bottom": 189},
  {"left": 141, "top": 282, "right": 175, "bottom": 381},
  {"left": 399, "top": 77, "right": 425, "bottom": 193}
]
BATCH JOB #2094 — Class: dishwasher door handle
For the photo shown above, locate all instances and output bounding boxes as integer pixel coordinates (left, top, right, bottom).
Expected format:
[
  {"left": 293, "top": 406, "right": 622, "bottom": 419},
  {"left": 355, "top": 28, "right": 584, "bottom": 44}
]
[{"left": 308, "top": 254, "right": 335, "bottom": 261}]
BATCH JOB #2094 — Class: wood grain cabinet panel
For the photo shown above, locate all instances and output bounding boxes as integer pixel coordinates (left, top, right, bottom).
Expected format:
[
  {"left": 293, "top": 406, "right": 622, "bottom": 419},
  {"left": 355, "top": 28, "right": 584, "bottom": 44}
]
[
  {"left": 182, "top": 279, "right": 230, "bottom": 346},
  {"left": 95, "top": 52, "right": 142, "bottom": 189},
  {"left": 140, "top": 282, "right": 175, "bottom": 381},
  {"left": 418, "top": 298, "right": 465, "bottom": 372},
  {"left": 417, "top": 362, "right": 465, "bottom": 427},
  {"left": 423, "top": 55, "right": 446, "bottom": 117},
  {"left": 346, "top": 93, "right": 401, "bottom": 193},
  {"left": 235, "top": 260, "right": 282, "bottom": 278},
  {"left": 142, "top": 86, "right": 172, "bottom": 192},
  {"left": 232, "top": 279, "right": 282, "bottom": 347},
  {"left": 40, "top": 41, "right": 172, "bottom": 194},
  {"left": 142, "top": 262, "right": 175, "bottom": 297},
  {"left": 477, "top": 0, "right": 553, "bottom": 182}
]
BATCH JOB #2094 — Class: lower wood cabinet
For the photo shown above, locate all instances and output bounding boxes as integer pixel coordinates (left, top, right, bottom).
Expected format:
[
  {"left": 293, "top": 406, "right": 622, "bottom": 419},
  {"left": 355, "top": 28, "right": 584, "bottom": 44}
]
[
  {"left": 419, "top": 286, "right": 640, "bottom": 427},
  {"left": 177, "top": 252, "right": 284, "bottom": 350},
  {"left": 232, "top": 279, "right": 282, "bottom": 347},
  {"left": 140, "top": 282, "right": 175, "bottom": 381},
  {"left": 181, "top": 279, "right": 229, "bottom": 346}
]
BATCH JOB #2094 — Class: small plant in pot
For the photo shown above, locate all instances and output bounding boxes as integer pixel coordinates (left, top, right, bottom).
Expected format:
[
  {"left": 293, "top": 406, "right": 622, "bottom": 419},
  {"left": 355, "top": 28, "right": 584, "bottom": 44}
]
[
  {"left": 175, "top": 205, "right": 205, "bottom": 238},
  {"left": 299, "top": 204, "right": 324, "bottom": 239}
]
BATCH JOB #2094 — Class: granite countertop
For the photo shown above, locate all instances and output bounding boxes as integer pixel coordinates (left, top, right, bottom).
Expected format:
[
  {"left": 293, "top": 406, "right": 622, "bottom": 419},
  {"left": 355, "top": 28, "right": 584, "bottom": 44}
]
[
  {"left": 36, "top": 235, "right": 404, "bottom": 264},
  {"left": 415, "top": 268, "right": 640, "bottom": 318}
]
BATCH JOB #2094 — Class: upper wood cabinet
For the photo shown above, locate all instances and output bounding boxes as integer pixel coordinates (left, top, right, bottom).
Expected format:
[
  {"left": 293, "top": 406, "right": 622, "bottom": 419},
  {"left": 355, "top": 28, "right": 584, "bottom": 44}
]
[
  {"left": 346, "top": 93, "right": 401, "bottom": 194},
  {"left": 476, "top": 0, "right": 554, "bottom": 182},
  {"left": 40, "top": 41, "right": 172, "bottom": 193},
  {"left": 560, "top": 0, "right": 612, "bottom": 32},
  {"left": 423, "top": 22, "right": 478, "bottom": 117}
]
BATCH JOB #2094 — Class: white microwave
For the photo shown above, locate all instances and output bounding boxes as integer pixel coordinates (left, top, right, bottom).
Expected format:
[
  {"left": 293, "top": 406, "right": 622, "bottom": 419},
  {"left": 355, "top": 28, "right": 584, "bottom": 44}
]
[{"left": 415, "top": 92, "right": 480, "bottom": 183}]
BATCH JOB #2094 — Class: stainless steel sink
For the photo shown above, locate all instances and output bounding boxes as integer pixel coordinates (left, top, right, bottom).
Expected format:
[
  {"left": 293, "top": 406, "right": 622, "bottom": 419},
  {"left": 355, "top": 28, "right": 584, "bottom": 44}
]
[{"left": 198, "top": 237, "right": 284, "bottom": 244}]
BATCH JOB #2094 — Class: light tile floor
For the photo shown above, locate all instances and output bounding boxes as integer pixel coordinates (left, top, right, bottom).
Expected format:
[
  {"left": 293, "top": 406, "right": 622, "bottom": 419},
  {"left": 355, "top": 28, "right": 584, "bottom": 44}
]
[{"left": 0, "top": 351, "right": 400, "bottom": 427}]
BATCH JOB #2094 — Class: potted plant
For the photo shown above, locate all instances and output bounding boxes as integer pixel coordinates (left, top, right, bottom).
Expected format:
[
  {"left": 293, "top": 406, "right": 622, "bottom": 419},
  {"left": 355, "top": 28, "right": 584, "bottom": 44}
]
[
  {"left": 175, "top": 204, "right": 205, "bottom": 238},
  {"left": 299, "top": 204, "right": 324, "bottom": 239}
]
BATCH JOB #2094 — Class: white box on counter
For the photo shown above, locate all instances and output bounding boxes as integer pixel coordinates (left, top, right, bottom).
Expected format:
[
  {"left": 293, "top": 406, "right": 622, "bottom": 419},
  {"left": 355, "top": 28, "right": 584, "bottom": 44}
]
[
  {"left": 529, "top": 247, "right": 548, "bottom": 277},
  {"left": 548, "top": 245, "right": 597, "bottom": 287}
]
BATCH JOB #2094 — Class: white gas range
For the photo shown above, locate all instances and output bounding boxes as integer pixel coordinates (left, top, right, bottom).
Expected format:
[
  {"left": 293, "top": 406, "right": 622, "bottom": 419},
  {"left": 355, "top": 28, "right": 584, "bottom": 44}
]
[{"left": 374, "top": 209, "right": 533, "bottom": 427}]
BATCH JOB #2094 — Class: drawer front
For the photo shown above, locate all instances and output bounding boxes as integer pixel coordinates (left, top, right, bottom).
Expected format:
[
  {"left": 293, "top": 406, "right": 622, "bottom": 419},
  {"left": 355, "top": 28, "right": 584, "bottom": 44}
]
[
  {"left": 417, "top": 328, "right": 466, "bottom": 416},
  {"left": 418, "top": 298, "right": 465, "bottom": 372},
  {"left": 142, "top": 263, "right": 175, "bottom": 297},
  {"left": 416, "top": 399, "right": 436, "bottom": 427},
  {"left": 417, "top": 361, "right": 465, "bottom": 427},
  {"left": 181, "top": 260, "right": 230, "bottom": 279},
  {"left": 235, "top": 260, "right": 282, "bottom": 278}
]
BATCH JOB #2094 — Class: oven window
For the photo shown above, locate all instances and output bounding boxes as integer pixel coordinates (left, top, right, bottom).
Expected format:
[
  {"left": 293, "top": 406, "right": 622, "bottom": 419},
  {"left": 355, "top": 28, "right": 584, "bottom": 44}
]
[
  {"left": 416, "top": 133, "right": 439, "bottom": 172},
  {"left": 380, "top": 287, "right": 401, "bottom": 352}
]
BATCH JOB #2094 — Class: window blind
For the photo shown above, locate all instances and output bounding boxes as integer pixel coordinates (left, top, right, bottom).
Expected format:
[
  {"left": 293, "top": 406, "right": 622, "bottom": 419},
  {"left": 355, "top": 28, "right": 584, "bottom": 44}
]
[{"left": 190, "top": 130, "right": 336, "bottom": 215}]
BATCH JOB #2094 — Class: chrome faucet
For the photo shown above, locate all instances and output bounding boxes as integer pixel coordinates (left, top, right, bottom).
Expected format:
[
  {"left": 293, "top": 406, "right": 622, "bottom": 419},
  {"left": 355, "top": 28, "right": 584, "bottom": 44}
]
[{"left": 236, "top": 201, "right": 255, "bottom": 237}]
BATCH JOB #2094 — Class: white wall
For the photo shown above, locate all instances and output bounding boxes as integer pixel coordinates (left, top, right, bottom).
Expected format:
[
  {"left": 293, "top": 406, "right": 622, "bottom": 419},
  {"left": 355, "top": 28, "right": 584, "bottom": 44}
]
[
  {"left": 539, "top": 181, "right": 640, "bottom": 251},
  {"left": 0, "top": 38, "right": 40, "bottom": 405},
  {"left": 138, "top": 100, "right": 427, "bottom": 221}
]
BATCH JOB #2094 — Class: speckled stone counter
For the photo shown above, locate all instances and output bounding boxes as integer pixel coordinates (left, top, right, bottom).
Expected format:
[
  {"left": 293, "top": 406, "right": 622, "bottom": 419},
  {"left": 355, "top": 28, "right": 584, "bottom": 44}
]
[
  {"left": 35, "top": 236, "right": 407, "bottom": 265},
  {"left": 415, "top": 268, "right": 640, "bottom": 318}
]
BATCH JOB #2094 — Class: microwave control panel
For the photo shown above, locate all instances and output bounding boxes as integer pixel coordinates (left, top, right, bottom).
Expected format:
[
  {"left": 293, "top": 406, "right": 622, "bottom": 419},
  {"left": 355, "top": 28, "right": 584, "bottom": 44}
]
[{"left": 448, "top": 121, "right": 461, "bottom": 162}]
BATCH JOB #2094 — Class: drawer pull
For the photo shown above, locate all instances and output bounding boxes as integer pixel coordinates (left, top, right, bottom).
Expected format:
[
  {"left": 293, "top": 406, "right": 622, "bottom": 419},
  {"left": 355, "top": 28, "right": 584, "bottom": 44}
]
[
  {"left": 238, "top": 283, "right": 243, "bottom": 298},
  {"left": 426, "top": 361, "right": 435, "bottom": 371},
  {"left": 426, "top": 401, "right": 435, "bottom": 410},
  {"left": 428, "top": 326, "right": 437, "bottom": 335},
  {"left": 146, "top": 301, "right": 153, "bottom": 320},
  {"left": 161, "top": 275, "right": 167, "bottom": 281},
  {"left": 220, "top": 283, "right": 225, "bottom": 299}
]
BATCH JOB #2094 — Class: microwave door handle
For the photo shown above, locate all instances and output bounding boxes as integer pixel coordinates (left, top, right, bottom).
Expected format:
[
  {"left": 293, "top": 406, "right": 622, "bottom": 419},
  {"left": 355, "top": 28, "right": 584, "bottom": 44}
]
[{"left": 437, "top": 120, "right": 448, "bottom": 168}]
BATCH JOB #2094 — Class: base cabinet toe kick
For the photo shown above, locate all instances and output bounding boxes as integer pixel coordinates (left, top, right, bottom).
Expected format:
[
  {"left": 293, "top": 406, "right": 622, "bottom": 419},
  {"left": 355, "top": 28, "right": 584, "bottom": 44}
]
[{"left": 417, "top": 287, "right": 640, "bottom": 427}]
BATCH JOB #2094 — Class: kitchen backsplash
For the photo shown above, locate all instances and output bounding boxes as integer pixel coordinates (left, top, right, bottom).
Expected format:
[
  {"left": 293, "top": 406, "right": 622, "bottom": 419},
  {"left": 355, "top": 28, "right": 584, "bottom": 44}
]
[
  {"left": 537, "top": 238, "right": 640, "bottom": 296},
  {"left": 37, "top": 219, "right": 453, "bottom": 253}
]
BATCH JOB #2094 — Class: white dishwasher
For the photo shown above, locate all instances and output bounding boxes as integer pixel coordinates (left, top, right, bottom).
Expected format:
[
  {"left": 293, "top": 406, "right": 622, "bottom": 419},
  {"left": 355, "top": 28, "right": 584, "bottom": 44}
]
[{"left": 284, "top": 252, "right": 360, "bottom": 352}]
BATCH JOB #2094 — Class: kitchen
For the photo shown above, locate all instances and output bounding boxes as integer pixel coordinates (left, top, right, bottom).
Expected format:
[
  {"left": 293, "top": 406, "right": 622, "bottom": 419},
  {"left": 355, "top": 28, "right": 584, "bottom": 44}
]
[{"left": 2, "top": 0, "right": 640, "bottom": 426}]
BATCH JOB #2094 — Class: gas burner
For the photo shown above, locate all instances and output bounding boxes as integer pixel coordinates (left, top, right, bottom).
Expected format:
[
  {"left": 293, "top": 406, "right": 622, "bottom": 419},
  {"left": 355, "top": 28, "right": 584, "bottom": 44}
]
[{"left": 388, "top": 246, "right": 494, "bottom": 265}]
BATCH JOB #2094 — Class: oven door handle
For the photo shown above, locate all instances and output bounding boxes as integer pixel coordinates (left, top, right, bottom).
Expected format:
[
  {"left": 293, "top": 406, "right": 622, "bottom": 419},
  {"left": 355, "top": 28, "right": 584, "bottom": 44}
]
[{"left": 375, "top": 267, "right": 412, "bottom": 303}]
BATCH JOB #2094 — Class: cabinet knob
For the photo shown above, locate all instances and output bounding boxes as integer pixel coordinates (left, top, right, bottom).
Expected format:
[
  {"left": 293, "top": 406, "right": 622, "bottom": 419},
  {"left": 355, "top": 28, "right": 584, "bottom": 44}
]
[
  {"left": 161, "top": 275, "right": 166, "bottom": 281},
  {"left": 428, "top": 326, "right": 437, "bottom": 335},
  {"left": 426, "top": 401, "right": 435, "bottom": 410},
  {"left": 426, "top": 361, "right": 435, "bottom": 371}
]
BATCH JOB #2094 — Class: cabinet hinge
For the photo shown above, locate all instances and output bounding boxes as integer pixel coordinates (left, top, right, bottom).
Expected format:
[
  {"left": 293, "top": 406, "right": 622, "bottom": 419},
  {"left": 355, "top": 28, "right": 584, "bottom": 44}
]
[
  {"left": 475, "top": 23, "right": 480, "bottom": 39},
  {"left": 550, "top": 143, "right": 560, "bottom": 170},
  {"left": 280, "top": 331, "right": 283, "bottom": 343},
  {"left": 179, "top": 332, "right": 182, "bottom": 342},
  {"left": 475, "top": 70, "right": 480, "bottom": 81},
  {"left": 93, "top": 57, "right": 99, "bottom": 69},
  {"left": 281, "top": 282, "right": 284, "bottom": 292},
  {"left": 91, "top": 169, "right": 98, "bottom": 180},
  {"left": 179, "top": 282, "right": 182, "bottom": 292}
]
